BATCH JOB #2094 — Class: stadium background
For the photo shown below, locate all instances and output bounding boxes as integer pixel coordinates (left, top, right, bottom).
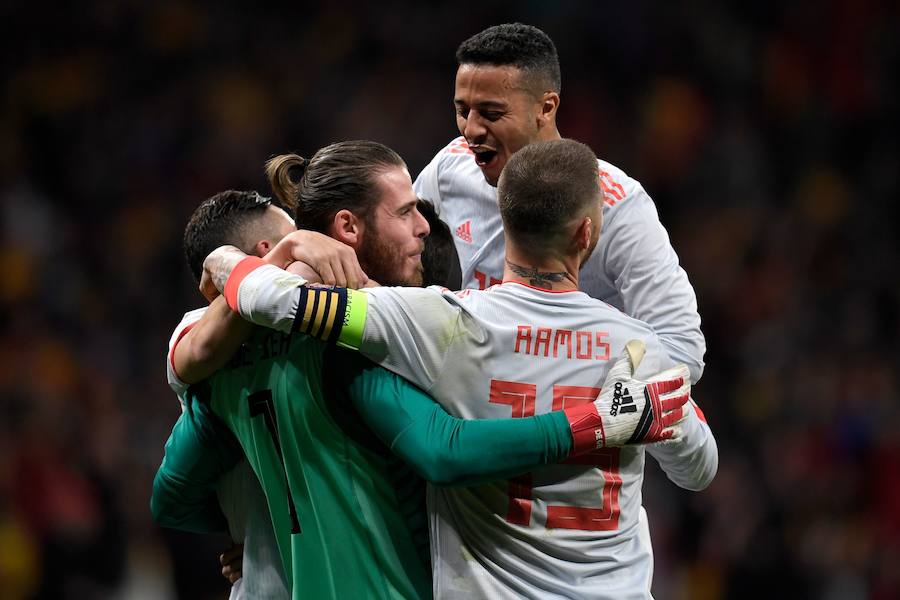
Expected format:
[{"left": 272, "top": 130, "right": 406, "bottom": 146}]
[{"left": 1, "top": 1, "right": 898, "bottom": 598}]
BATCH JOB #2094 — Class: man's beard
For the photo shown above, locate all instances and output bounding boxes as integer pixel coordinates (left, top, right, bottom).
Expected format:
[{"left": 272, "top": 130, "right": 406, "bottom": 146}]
[{"left": 357, "top": 229, "right": 423, "bottom": 287}]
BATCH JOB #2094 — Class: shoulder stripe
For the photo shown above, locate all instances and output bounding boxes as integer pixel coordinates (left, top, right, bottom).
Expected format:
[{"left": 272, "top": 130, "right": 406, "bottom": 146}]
[
  {"left": 445, "top": 136, "right": 473, "bottom": 156},
  {"left": 168, "top": 321, "right": 198, "bottom": 382},
  {"left": 599, "top": 170, "right": 626, "bottom": 206}
]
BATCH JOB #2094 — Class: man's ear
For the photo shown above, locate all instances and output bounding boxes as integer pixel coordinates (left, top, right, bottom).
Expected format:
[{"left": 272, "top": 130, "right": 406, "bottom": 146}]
[
  {"left": 330, "top": 209, "right": 363, "bottom": 247},
  {"left": 574, "top": 216, "right": 593, "bottom": 253},
  {"left": 253, "top": 239, "right": 273, "bottom": 258},
  {"left": 537, "top": 91, "right": 560, "bottom": 129}
]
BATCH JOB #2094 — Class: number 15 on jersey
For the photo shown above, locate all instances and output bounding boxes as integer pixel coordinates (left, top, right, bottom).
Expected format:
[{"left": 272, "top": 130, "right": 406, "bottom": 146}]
[{"left": 489, "top": 379, "right": 622, "bottom": 532}]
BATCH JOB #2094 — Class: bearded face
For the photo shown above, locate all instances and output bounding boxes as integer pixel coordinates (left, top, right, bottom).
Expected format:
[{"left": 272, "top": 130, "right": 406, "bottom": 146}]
[{"left": 357, "top": 219, "right": 425, "bottom": 287}]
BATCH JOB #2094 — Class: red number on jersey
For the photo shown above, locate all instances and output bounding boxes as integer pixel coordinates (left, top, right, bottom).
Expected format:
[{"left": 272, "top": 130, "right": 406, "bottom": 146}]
[
  {"left": 550, "top": 386, "right": 621, "bottom": 531},
  {"left": 489, "top": 379, "right": 622, "bottom": 531},
  {"left": 474, "top": 269, "right": 502, "bottom": 290}
]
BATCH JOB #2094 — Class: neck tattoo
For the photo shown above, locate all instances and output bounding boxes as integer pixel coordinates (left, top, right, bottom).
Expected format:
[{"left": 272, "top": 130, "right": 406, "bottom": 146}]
[{"left": 506, "top": 260, "right": 567, "bottom": 290}]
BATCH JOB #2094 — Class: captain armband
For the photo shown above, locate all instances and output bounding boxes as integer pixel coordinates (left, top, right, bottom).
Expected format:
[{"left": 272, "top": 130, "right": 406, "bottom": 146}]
[
  {"left": 292, "top": 286, "right": 368, "bottom": 349},
  {"left": 223, "top": 256, "right": 368, "bottom": 345}
]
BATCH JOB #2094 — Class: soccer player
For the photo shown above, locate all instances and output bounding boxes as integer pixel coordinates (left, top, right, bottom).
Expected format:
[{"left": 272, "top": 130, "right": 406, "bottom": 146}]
[
  {"left": 154, "top": 141, "right": 689, "bottom": 599},
  {"left": 414, "top": 23, "right": 706, "bottom": 383},
  {"left": 203, "top": 139, "right": 717, "bottom": 599},
  {"left": 165, "top": 190, "right": 328, "bottom": 600}
]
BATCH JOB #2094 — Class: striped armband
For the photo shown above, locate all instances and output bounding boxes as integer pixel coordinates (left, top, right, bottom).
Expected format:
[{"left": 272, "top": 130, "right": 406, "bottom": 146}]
[
  {"left": 291, "top": 286, "right": 368, "bottom": 349},
  {"left": 222, "top": 256, "right": 368, "bottom": 346}
]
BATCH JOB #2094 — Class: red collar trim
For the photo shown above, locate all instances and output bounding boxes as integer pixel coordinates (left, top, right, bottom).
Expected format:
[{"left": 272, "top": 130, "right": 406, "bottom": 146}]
[{"left": 499, "top": 280, "right": 582, "bottom": 294}]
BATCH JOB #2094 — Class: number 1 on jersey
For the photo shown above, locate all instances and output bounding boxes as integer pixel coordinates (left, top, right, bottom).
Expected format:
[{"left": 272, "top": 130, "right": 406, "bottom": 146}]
[
  {"left": 248, "top": 389, "right": 301, "bottom": 534},
  {"left": 489, "top": 380, "right": 537, "bottom": 525}
]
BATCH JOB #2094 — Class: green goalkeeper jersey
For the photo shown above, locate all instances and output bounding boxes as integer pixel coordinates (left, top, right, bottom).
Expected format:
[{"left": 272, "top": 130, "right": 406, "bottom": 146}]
[
  {"left": 153, "top": 324, "right": 575, "bottom": 599},
  {"left": 198, "top": 328, "right": 429, "bottom": 600}
]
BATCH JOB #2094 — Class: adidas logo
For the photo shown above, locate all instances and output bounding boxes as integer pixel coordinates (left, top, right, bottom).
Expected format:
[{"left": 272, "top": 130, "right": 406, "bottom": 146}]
[
  {"left": 456, "top": 220, "right": 472, "bottom": 243},
  {"left": 609, "top": 382, "right": 637, "bottom": 416}
]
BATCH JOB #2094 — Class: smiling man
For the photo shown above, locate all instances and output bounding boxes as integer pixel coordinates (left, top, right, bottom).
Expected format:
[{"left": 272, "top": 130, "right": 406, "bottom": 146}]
[
  {"left": 414, "top": 23, "right": 707, "bottom": 385},
  {"left": 265, "top": 142, "right": 429, "bottom": 287}
]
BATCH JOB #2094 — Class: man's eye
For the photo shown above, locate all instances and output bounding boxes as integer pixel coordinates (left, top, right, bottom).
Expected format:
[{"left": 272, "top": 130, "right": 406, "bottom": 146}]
[
  {"left": 455, "top": 106, "right": 469, "bottom": 118},
  {"left": 483, "top": 112, "right": 502, "bottom": 122}
]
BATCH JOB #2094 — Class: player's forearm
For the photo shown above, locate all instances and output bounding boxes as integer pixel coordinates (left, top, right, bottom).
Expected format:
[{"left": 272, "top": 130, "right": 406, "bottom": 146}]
[
  {"left": 207, "top": 249, "right": 365, "bottom": 349},
  {"left": 392, "top": 409, "right": 574, "bottom": 487},
  {"left": 206, "top": 248, "right": 306, "bottom": 332},
  {"left": 150, "top": 401, "right": 243, "bottom": 532},
  {"left": 151, "top": 469, "right": 229, "bottom": 533},
  {"left": 173, "top": 296, "right": 254, "bottom": 384},
  {"left": 647, "top": 401, "right": 718, "bottom": 491},
  {"left": 344, "top": 361, "right": 606, "bottom": 487},
  {"left": 656, "top": 329, "right": 706, "bottom": 387}
]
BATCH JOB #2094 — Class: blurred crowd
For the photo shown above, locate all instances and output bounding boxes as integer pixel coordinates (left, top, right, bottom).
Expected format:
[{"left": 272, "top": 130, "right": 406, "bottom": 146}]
[{"left": 1, "top": 1, "right": 897, "bottom": 598}]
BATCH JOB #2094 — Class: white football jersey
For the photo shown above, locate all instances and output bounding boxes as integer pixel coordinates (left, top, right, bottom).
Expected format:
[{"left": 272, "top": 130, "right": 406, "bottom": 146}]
[
  {"left": 167, "top": 311, "right": 289, "bottom": 600},
  {"left": 414, "top": 137, "right": 706, "bottom": 383},
  {"left": 357, "top": 283, "right": 717, "bottom": 599}
]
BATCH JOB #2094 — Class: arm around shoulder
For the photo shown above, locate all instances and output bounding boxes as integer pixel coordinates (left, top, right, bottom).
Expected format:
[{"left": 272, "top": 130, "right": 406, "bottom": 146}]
[
  {"left": 172, "top": 296, "right": 254, "bottom": 385},
  {"left": 342, "top": 356, "right": 574, "bottom": 487}
]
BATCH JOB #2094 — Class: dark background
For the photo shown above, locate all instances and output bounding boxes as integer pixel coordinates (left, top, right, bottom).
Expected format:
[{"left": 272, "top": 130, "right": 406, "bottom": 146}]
[{"left": 1, "top": 1, "right": 898, "bottom": 598}]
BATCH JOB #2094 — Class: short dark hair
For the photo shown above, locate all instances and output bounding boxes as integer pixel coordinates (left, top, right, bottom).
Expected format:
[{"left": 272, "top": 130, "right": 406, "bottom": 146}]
[
  {"left": 456, "top": 23, "right": 561, "bottom": 94},
  {"left": 183, "top": 190, "right": 276, "bottom": 282},
  {"left": 266, "top": 141, "right": 406, "bottom": 232},
  {"left": 418, "top": 200, "right": 462, "bottom": 289},
  {"left": 498, "top": 139, "right": 599, "bottom": 251}
]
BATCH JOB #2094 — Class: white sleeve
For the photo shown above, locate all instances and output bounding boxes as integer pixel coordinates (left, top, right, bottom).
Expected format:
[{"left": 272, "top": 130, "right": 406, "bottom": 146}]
[
  {"left": 166, "top": 307, "right": 208, "bottom": 403},
  {"left": 646, "top": 399, "right": 718, "bottom": 491},
  {"left": 232, "top": 264, "right": 308, "bottom": 333},
  {"left": 228, "top": 261, "right": 461, "bottom": 391},
  {"left": 413, "top": 151, "right": 444, "bottom": 215},
  {"left": 357, "top": 286, "right": 462, "bottom": 391},
  {"left": 599, "top": 186, "right": 706, "bottom": 382}
]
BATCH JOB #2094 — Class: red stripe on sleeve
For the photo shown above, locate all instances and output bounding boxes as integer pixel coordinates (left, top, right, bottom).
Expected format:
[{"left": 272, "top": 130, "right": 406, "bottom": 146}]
[
  {"left": 692, "top": 401, "right": 707, "bottom": 423},
  {"left": 224, "top": 256, "right": 266, "bottom": 311},
  {"left": 168, "top": 322, "right": 198, "bottom": 383}
]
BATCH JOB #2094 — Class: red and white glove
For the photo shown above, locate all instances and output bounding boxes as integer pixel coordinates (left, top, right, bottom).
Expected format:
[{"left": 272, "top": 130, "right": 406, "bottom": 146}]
[{"left": 565, "top": 340, "right": 691, "bottom": 451}]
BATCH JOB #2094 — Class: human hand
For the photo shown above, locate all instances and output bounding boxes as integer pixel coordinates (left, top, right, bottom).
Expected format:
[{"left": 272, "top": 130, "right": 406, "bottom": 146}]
[
  {"left": 219, "top": 543, "right": 243, "bottom": 585},
  {"left": 568, "top": 341, "right": 690, "bottom": 450},
  {"left": 265, "top": 230, "right": 367, "bottom": 289},
  {"left": 200, "top": 245, "right": 248, "bottom": 300},
  {"left": 285, "top": 260, "right": 322, "bottom": 283}
]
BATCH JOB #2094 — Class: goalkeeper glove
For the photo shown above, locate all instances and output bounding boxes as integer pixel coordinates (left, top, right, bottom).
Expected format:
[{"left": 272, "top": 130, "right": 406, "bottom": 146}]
[{"left": 565, "top": 340, "right": 690, "bottom": 451}]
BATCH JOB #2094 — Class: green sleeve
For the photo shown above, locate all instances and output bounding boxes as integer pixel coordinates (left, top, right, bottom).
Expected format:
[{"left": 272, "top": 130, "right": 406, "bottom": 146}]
[
  {"left": 341, "top": 353, "right": 573, "bottom": 487},
  {"left": 151, "top": 389, "right": 244, "bottom": 533}
]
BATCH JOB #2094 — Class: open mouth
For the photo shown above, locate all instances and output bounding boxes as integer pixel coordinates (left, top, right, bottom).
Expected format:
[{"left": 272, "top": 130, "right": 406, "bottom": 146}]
[{"left": 473, "top": 149, "right": 498, "bottom": 168}]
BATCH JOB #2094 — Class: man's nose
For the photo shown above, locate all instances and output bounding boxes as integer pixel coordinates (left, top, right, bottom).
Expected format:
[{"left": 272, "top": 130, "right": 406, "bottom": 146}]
[{"left": 462, "top": 113, "right": 487, "bottom": 142}]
